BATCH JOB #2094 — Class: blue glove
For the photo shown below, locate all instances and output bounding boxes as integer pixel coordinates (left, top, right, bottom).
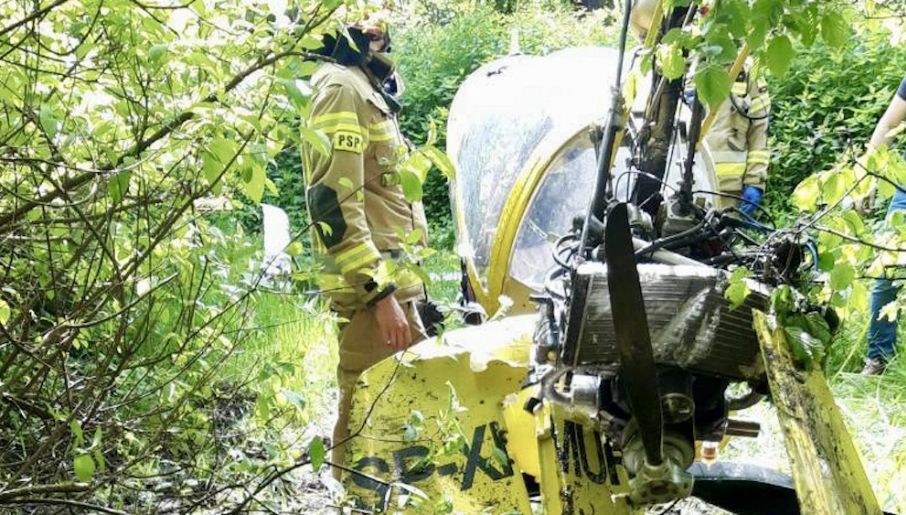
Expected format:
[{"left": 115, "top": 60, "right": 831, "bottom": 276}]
[{"left": 739, "top": 185, "right": 764, "bottom": 216}]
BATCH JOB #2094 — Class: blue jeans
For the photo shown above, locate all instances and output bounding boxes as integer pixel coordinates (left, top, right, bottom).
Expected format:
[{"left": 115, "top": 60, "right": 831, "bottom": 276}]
[{"left": 867, "top": 187, "right": 906, "bottom": 360}]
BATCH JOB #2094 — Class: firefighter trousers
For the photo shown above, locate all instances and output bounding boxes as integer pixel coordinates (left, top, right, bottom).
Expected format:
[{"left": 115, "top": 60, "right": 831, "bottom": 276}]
[{"left": 331, "top": 299, "right": 427, "bottom": 480}]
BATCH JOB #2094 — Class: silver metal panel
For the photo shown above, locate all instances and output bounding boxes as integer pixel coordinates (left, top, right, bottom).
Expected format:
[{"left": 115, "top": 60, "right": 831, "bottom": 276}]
[{"left": 568, "top": 263, "right": 769, "bottom": 379}]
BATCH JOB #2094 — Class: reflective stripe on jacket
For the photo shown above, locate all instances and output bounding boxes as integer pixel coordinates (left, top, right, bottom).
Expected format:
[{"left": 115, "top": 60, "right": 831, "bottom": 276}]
[
  {"left": 704, "top": 69, "right": 771, "bottom": 195},
  {"left": 302, "top": 63, "right": 428, "bottom": 310}
]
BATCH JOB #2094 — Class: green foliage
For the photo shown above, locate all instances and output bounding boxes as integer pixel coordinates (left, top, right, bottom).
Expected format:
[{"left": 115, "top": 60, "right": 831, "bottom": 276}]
[
  {"left": 725, "top": 266, "right": 752, "bottom": 309},
  {"left": 0, "top": 0, "right": 349, "bottom": 510},
  {"left": 655, "top": 0, "right": 851, "bottom": 108},
  {"left": 765, "top": 28, "right": 906, "bottom": 220},
  {"left": 73, "top": 454, "right": 95, "bottom": 483},
  {"left": 308, "top": 436, "right": 326, "bottom": 472}
]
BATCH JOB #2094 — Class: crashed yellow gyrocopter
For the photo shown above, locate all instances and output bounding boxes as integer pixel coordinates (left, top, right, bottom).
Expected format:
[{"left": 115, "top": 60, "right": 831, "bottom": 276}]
[{"left": 338, "top": 3, "right": 886, "bottom": 514}]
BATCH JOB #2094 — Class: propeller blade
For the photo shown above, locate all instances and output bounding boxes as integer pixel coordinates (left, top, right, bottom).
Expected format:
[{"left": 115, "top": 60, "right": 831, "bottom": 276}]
[{"left": 604, "top": 202, "right": 664, "bottom": 466}]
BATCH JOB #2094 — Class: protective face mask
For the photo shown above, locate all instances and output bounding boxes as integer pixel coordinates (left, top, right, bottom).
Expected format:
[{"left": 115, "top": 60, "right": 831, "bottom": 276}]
[{"left": 366, "top": 51, "right": 396, "bottom": 83}]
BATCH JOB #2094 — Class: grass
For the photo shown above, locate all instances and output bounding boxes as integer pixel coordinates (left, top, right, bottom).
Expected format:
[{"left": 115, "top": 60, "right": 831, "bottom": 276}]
[
  {"left": 423, "top": 250, "right": 462, "bottom": 305},
  {"left": 823, "top": 310, "right": 906, "bottom": 513}
]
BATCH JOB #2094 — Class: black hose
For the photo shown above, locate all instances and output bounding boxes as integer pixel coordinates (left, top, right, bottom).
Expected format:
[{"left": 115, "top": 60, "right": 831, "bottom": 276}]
[
  {"left": 578, "top": 0, "right": 633, "bottom": 256},
  {"left": 634, "top": 218, "right": 708, "bottom": 257}
]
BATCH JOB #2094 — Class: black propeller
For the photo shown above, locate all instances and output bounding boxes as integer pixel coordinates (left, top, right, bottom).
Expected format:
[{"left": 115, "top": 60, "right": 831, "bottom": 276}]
[{"left": 604, "top": 202, "right": 664, "bottom": 467}]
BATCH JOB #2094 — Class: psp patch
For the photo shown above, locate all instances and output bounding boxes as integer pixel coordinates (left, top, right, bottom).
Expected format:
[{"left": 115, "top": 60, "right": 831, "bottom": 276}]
[{"left": 333, "top": 130, "right": 365, "bottom": 154}]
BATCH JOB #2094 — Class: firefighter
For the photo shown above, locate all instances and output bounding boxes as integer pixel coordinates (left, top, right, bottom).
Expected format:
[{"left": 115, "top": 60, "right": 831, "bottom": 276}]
[
  {"left": 301, "top": 20, "right": 429, "bottom": 478},
  {"left": 702, "top": 66, "right": 771, "bottom": 216},
  {"left": 630, "top": 0, "right": 771, "bottom": 216}
]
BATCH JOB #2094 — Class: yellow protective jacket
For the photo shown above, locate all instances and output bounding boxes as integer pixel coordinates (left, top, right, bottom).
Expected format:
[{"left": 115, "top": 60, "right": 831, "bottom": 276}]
[
  {"left": 703, "top": 69, "right": 771, "bottom": 196},
  {"left": 302, "top": 62, "right": 428, "bottom": 311}
]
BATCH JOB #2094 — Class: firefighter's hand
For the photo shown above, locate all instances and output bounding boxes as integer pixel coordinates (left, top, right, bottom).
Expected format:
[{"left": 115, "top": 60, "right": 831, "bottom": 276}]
[
  {"left": 739, "top": 185, "right": 764, "bottom": 217},
  {"left": 374, "top": 295, "right": 411, "bottom": 350}
]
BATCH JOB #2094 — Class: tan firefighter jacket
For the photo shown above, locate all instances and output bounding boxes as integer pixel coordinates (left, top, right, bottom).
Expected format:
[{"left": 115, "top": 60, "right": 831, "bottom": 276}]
[
  {"left": 703, "top": 69, "right": 771, "bottom": 198},
  {"left": 302, "top": 62, "right": 428, "bottom": 311}
]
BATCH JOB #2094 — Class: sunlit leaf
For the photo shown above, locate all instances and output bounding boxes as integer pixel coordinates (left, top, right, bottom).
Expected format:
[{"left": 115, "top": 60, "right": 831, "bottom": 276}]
[
  {"left": 39, "top": 104, "right": 58, "bottom": 139},
  {"left": 422, "top": 146, "right": 455, "bottom": 180},
  {"left": 149, "top": 44, "right": 168, "bottom": 61},
  {"left": 0, "top": 299, "right": 9, "bottom": 325},
  {"left": 300, "top": 127, "right": 331, "bottom": 157},
  {"left": 244, "top": 164, "right": 266, "bottom": 203},
  {"left": 820, "top": 12, "right": 848, "bottom": 49},
  {"left": 74, "top": 454, "right": 95, "bottom": 482},
  {"left": 694, "top": 65, "right": 731, "bottom": 108},
  {"left": 765, "top": 35, "right": 794, "bottom": 77},
  {"left": 308, "top": 436, "right": 326, "bottom": 471},
  {"left": 792, "top": 175, "right": 820, "bottom": 211},
  {"left": 658, "top": 43, "right": 685, "bottom": 80},
  {"left": 829, "top": 262, "right": 855, "bottom": 291},
  {"left": 286, "top": 241, "right": 304, "bottom": 256},
  {"left": 725, "top": 267, "right": 751, "bottom": 310}
]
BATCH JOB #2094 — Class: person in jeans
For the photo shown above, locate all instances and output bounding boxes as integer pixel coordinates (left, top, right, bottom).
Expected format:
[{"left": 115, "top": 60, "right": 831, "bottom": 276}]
[{"left": 860, "top": 75, "right": 906, "bottom": 375}]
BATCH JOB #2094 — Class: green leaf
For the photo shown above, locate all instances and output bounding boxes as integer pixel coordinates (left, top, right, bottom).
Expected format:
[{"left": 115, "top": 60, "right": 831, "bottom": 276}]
[
  {"left": 821, "top": 173, "right": 845, "bottom": 206},
  {"left": 783, "top": 311, "right": 832, "bottom": 368},
  {"left": 802, "top": 311, "right": 833, "bottom": 346},
  {"left": 286, "top": 241, "right": 304, "bottom": 256},
  {"left": 0, "top": 299, "right": 9, "bottom": 325},
  {"left": 109, "top": 171, "right": 131, "bottom": 203},
  {"left": 850, "top": 281, "right": 869, "bottom": 312},
  {"left": 201, "top": 151, "right": 223, "bottom": 195},
  {"left": 792, "top": 175, "right": 820, "bottom": 211},
  {"left": 209, "top": 137, "right": 238, "bottom": 165},
  {"left": 74, "top": 454, "right": 95, "bottom": 482},
  {"left": 820, "top": 12, "right": 848, "bottom": 49},
  {"left": 202, "top": 137, "right": 237, "bottom": 194},
  {"left": 765, "top": 35, "right": 794, "bottom": 77},
  {"left": 70, "top": 419, "right": 85, "bottom": 447},
  {"left": 841, "top": 210, "right": 864, "bottom": 235},
  {"left": 299, "top": 35, "right": 323, "bottom": 50},
  {"left": 747, "top": 0, "right": 782, "bottom": 50},
  {"left": 694, "top": 65, "right": 731, "bottom": 108},
  {"left": 280, "top": 388, "right": 306, "bottom": 411},
  {"left": 705, "top": 32, "right": 737, "bottom": 63},
  {"left": 402, "top": 151, "right": 432, "bottom": 182},
  {"left": 829, "top": 262, "right": 855, "bottom": 291},
  {"left": 725, "top": 267, "right": 751, "bottom": 310},
  {"left": 783, "top": 325, "right": 823, "bottom": 367},
  {"left": 149, "top": 44, "right": 168, "bottom": 61},
  {"left": 39, "top": 104, "right": 58, "bottom": 139},
  {"left": 300, "top": 127, "right": 331, "bottom": 158},
  {"left": 282, "top": 78, "right": 312, "bottom": 109},
  {"left": 308, "top": 436, "right": 326, "bottom": 472},
  {"left": 243, "top": 164, "right": 266, "bottom": 203},
  {"left": 770, "top": 285, "right": 794, "bottom": 316},
  {"left": 92, "top": 427, "right": 106, "bottom": 473},
  {"left": 717, "top": 0, "right": 749, "bottom": 38},
  {"left": 491, "top": 446, "right": 510, "bottom": 469},
  {"left": 422, "top": 146, "right": 455, "bottom": 180},
  {"left": 658, "top": 43, "right": 686, "bottom": 80},
  {"left": 661, "top": 28, "right": 685, "bottom": 45},
  {"left": 399, "top": 169, "right": 424, "bottom": 202}
]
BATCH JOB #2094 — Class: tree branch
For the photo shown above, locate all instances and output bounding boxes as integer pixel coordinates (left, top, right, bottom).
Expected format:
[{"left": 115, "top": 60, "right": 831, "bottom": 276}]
[
  {"left": 0, "top": 483, "right": 89, "bottom": 501},
  {"left": 0, "top": 497, "right": 128, "bottom": 515},
  {"left": 0, "top": 0, "right": 70, "bottom": 41},
  {"left": 0, "top": 51, "right": 329, "bottom": 229}
]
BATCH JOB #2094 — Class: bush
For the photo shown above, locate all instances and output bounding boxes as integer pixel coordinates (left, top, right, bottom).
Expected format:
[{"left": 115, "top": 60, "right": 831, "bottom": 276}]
[
  {"left": 394, "top": 4, "right": 621, "bottom": 247},
  {"left": 765, "top": 27, "right": 906, "bottom": 222}
]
